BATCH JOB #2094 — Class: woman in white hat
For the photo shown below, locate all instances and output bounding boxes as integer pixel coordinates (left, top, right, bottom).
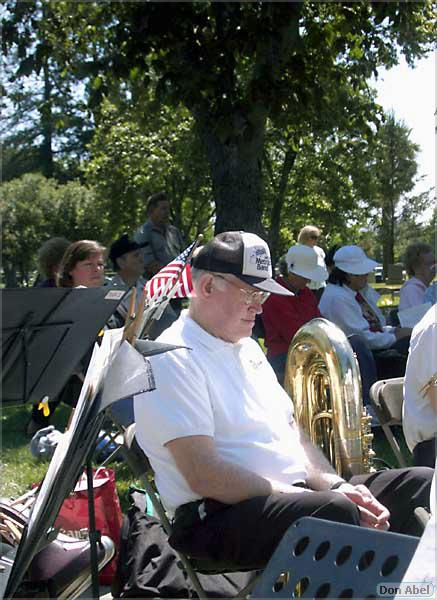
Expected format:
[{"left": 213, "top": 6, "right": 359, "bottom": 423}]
[
  {"left": 319, "top": 245, "right": 412, "bottom": 379},
  {"left": 297, "top": 225, "right": 326, "bottom": 298},
  {"left": 261, "top": 244, "right": 328, "bottom": 384}
]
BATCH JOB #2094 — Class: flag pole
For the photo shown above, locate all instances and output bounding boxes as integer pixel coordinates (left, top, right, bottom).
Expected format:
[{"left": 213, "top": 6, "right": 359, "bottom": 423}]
[{"left": 127, "top": 234, "right": 203, "bottom": 345}]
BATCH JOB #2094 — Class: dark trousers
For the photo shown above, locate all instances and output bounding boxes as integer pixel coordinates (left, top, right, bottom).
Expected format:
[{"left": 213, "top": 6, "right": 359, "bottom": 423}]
[
  {"left": 372, "top": 336, "right": 410, "bottom": 380},
  {"left": 169, "top": 467, "right": 433, "bottom": 569},
  {"left": 413, "top": 438, "right": 437, "bottom": 468}
]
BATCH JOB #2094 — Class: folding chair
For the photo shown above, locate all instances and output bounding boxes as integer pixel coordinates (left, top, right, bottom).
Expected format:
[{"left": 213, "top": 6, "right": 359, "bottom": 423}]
[
  {"left": 121, "top": 424, "right": 261, "bottom": 599},
  {"left": 252, "top": 516, "right": 419, "bottom": 600},
  {"left": 369, "top": 377, "right": 408, "bottom": 468}
]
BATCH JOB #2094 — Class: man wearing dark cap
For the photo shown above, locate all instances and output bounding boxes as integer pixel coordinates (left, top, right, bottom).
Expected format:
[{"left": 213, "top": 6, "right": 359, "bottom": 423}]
[
  {"left": 134, "top": 231, "right": 432, "bottom": 569},
  {"left": 109, "top": 233, "right": 177, "bottom": 336}
]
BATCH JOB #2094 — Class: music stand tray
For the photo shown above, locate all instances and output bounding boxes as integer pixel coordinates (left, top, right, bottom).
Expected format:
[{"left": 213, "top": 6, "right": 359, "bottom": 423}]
[{"left": 1, "top": 286, "right": 127, "bottom": 406}]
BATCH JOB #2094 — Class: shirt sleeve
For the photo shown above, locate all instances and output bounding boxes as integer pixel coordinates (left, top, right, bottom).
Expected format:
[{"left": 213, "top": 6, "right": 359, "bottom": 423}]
[
  {"left": 135, "top": 347, "right": 215, "bottom": 448},
  {"left": 320, "top": 288, "right": 396, "bottom": 350}
]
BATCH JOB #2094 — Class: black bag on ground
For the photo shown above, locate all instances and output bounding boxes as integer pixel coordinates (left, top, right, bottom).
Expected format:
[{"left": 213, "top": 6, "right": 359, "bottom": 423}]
[{"left": 112, "top": 488, "right": 255, "bottom": 598}]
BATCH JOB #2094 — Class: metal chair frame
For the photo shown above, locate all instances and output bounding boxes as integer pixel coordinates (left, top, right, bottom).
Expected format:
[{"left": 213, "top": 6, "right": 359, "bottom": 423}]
[
  {"left": 369, "top": 377, "right": 408, "bottom": 468},
  {"left": 119, "top": 423, "right": 261, "bottom": 599}
]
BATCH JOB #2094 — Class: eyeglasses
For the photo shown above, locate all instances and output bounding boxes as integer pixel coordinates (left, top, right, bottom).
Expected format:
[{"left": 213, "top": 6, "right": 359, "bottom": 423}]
[
  {"left": 309, "top": 235, "right": 319, "bottom": 240},
  {"left": 213, "top": 274, "right": 270, "bottom": 305}
]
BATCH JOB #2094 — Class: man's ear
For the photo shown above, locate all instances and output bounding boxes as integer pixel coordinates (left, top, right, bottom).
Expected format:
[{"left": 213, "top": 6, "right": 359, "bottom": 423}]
[{"left": 197, "top": 273, "right": 215, "bottom": 298}]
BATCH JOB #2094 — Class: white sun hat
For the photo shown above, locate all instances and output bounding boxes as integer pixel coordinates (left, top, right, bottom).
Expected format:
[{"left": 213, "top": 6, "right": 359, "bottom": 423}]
[
  {"left": 334, "top": 245, "right": 380, "bottom": 275},
  {"left": 285, "top": 244, "right": 328, "bottom": 281}
]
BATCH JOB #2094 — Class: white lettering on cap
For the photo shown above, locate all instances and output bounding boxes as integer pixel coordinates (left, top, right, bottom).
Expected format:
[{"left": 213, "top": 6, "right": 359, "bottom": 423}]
[{"left": 241, "top": 232, "right": 272, "bottom": 278}]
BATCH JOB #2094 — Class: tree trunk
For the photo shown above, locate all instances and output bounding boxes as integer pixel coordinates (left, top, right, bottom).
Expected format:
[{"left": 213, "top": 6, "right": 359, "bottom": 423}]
[
  {"left": 3, "top": 263, "right": 18, "bottom": 288},
  {"left": 40, "top": 58, "right": 54, "bottom": 178},
  {"left": 267, "top": 148, "right": 297, "bottom": 265},
  {"left": 381, "top": 199, "right": 395, "bottom": 276},
  {"left": 194, "top": 109, "right": 267, "bottom": 236}
]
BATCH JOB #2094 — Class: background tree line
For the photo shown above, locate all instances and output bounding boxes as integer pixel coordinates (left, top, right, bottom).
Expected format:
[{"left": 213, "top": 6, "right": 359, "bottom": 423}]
[{"left": 2, "top": 1, "right": 435, "bottom": 286}]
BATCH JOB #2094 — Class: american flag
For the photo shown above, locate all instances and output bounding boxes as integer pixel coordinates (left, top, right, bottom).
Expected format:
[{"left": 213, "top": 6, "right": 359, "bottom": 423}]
[{"left": 145, "top": 241, "right": 196, "bottom": 301}]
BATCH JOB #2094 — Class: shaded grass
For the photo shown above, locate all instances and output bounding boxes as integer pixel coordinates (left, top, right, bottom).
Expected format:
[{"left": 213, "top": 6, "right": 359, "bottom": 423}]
[{"left": 0, "top": 405, "right": 141, "bottom": 512}]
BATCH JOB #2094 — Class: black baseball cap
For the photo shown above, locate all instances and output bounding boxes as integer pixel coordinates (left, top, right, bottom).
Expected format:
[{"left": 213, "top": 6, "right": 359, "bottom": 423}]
[
  {"left": 192, "top": 231, "right": 293, "bottom": 296},
  {"left": 109, "top": 234, "right": 144, "bottom": 267}
]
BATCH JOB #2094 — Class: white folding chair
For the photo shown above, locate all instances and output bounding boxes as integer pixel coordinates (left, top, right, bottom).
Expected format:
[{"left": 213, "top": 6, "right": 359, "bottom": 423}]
[{"left": 369, "top": 377, "right": 408, "bottom": 468}]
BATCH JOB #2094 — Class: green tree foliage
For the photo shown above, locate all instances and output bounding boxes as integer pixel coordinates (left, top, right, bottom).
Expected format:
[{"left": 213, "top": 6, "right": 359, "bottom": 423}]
[
  {"left": 11, "top": 1, "right": 434, "bottom": 234},
  {"left": 263, "top": 128, "right": 372, "bottom": 261},
  {"left": 1, "top": 174, "right": 107, "bottom": 286},
  {"left": 352, "top": 112, "right": 430, "bottom": 274},
  {"left": 84, "top": 99, "right": 214, "bottom": 242},
  {"left": 2, "top": 1, "right": 93, "bottom": 181}
]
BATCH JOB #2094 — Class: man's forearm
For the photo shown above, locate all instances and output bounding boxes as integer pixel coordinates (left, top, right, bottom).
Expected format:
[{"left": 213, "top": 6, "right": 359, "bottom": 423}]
[
  {"left": 297, "top": 426, "right": 345, "bottom": 490},
  {"left": 167, "top": 436, "right": 309, "bottom": 504},
  {"left": 189, "top": 455, "right": 310, "bottom": 503}
]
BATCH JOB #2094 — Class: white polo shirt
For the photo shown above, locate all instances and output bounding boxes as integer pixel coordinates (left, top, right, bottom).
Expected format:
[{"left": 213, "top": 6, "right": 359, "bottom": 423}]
[
  {"left": 134, "top": 311, "right": 307, "bottom": 514},
  {"left": 402, "top": 305, "right": 437, "bottom": 452}
]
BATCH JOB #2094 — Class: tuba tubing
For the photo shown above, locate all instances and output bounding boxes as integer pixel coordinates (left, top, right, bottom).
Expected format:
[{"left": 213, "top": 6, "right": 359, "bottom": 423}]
[{"left": 284, "top": 318, "right": 373, "bottom": 478}]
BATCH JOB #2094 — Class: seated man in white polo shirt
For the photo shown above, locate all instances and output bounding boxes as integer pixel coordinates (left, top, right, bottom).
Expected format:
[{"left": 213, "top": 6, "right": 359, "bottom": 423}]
[
  {"left": 403, "top": 304, "right": 437, "bottom": 467},
  {"left": 134, "top": 232, "right": 432, "bottom": 569}
]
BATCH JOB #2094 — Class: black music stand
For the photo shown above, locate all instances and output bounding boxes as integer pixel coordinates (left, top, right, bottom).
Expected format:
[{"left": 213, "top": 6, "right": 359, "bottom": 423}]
[
  {"left": 1, "top": 286, "right": 127, "bottom": 407},
  {"left": 1, "top": 288, "right": 182, "bottom": 599}
]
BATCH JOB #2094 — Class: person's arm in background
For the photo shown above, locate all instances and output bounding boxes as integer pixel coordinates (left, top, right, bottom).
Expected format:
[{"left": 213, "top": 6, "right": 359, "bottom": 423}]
[{"left": 320, "top": 288, "right": 398, "bottom": 350}]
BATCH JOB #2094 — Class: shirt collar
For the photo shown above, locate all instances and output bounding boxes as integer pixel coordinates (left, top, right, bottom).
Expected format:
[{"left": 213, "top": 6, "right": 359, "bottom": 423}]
[{"left": 181, "top": 310, "right": 243, "bottom": 353}]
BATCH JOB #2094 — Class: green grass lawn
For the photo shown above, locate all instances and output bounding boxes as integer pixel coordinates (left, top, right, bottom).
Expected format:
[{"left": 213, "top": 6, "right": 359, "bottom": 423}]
[{"left": 0, "top": 404, "right": 141, "bottom": 512}]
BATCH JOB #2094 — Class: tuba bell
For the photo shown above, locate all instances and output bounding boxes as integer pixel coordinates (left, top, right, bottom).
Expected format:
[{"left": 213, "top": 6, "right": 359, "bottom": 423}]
[{"left": 284, "top": 318, "right": 374, "bottom": 478}]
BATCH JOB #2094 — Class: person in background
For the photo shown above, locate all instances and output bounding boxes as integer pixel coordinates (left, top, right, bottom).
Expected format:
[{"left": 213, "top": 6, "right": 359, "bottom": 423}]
[
  {"left": 319, "top": 245, "right": 411, "bottom": 380},
  {"left": 134, "top": 191, "right": 185, "bottom": 279},
  {"left": 109, "top": 234, "right": 147, "bottom": 316},
  {"left": 57, "top": 240, "right": 106, "bottom": 288},
  {"left": 108, "top": 233, "right": 177, "bottom": 338},
  {"left": 403, "top": 304, "right": 437, "bottom": 467},
  {"left": 261, "top": 244, "right": 327, "bottom": 384},
  {"left": 399, "top": 242, "right": 435, "bottom": 311},
  {"left": 34, "top": 237, "right": 71, "bottom": 287},
  {"left": 262, "top": 244, "right": 377, "bottom": 405},
  {"left": 297, "top": 225, "right": 326, "bottom": 298},
  {"left": 26, "top": 240, "right": 106, "bottom": 435},
  {"left": 134, "top": 231, "right": 432, "bottom": 571}
]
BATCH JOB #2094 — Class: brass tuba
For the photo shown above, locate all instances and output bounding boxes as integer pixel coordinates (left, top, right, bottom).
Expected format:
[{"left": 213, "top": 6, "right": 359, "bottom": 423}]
[{"left": 284, "top": 318, "right": 374, "bottom": 478}]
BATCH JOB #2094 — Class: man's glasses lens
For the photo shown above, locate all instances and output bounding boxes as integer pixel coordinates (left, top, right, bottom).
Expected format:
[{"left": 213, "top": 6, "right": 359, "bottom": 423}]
[
  {"left": 241, "top": 289, "right": 270, "bottom": 305},
  {"left": 214, "top": 274, "right": 270, "bottom": 304}
]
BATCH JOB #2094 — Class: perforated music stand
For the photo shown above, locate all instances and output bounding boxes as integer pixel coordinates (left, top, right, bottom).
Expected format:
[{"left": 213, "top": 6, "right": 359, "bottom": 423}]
[{"left": 1, "top": 289, "right": 182, "bottom": 600}]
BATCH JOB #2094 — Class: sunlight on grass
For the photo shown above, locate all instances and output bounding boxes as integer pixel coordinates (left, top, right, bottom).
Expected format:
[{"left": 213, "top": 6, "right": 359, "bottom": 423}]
[{"left": 0, "top": 405, "right": 142, "bottom": 511}]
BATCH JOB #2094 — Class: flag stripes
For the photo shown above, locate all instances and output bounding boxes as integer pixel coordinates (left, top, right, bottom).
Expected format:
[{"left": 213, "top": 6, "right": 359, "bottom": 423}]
[{"left": 145, "top": 241, "right": 195, "bottom": 301}]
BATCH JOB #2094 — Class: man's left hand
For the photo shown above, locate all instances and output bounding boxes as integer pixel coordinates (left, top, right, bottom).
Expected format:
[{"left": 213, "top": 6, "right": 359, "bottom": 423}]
[{"left": 333, "top": 483, "right": 390, "bottom": 530}]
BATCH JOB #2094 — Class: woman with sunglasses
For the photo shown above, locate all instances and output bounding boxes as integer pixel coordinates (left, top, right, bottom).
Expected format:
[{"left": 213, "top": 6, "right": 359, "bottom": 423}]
[{"left": 297, "top": 225, "right": 326, "bottom": 298}]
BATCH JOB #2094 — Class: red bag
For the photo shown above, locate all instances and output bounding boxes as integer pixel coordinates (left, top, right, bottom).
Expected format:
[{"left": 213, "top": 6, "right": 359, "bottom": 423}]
[{"left": 55, "top": 467, "right": 123, "bottom": 585}]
